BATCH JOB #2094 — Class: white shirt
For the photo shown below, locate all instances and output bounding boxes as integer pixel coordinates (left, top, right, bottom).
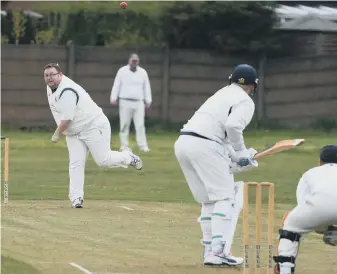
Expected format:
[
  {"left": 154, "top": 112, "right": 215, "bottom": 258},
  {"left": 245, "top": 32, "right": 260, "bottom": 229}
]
[
  {"left": 296, "top": 163, "right": 337, "bottom": 205},
  {"left": 181, "top": 84, "right": 255, "bottom": 150},
  {"left": 110, "top": 65, "right": 152, "bottom": 104},
  {"left": 47, "top": 75, "right": 103, "bottom": 136}
]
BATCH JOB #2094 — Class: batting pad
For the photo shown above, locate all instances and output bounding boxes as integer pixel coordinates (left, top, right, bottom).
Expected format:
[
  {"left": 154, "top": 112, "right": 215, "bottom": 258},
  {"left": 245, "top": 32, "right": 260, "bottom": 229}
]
[
  {"left": 211, "top": 199, "right": 234, "bottom": 254},
  {"left": 224, "top": 181, "right": 244, "bottom": 254},
  {"left": 198, "top": 203, "right": 214, "bottom": 244}
]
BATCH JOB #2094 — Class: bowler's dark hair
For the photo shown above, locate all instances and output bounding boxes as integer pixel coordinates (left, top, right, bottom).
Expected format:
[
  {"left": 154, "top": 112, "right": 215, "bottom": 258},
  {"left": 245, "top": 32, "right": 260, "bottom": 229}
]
[{"left": 43, "top": 63, "right": 62, "bottom": 72}]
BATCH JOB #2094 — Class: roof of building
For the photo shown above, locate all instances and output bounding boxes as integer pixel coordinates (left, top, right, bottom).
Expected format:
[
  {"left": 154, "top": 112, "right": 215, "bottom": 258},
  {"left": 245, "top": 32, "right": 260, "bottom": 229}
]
[
  {"left": 276, "top": 4, "right": 337, "bottom": 21},
  {"left": 1, "top": 9, "right": 43, "bottom": 18},
  {"left": 277, "top": 14, "right": 337, "bottom": 32},
  {"left": 276, "top": 4, "right": 337, "bottom": 32}
]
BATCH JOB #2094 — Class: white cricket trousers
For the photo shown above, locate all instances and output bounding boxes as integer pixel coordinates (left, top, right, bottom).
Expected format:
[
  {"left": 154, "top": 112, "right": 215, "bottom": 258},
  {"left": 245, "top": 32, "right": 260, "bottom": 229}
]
[
  {"left": 66, "top": 114, "right": 131, "bottom": 202},
  {"left": 174, "top": 135, "right": 235, "bottom": 203},
  {"left": 175, "top": 135, "right": 237, "bottom": 255},
  {"left": 278, "top": 194, "right": 337, "bottom": 264},
  {"left": 119, "top": 99, "right": 148, "bottom": 149}
]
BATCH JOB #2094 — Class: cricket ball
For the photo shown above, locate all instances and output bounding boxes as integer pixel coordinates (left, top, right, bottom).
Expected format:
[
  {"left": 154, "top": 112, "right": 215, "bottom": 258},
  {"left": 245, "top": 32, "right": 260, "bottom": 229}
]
[{"left": 120, "top": 1, "right": 128, "bottom": 9}]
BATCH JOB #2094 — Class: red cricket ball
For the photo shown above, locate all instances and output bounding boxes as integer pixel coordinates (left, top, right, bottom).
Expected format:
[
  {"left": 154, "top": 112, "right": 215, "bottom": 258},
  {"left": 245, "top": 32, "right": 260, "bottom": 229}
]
[{"left": 120, "top": 1, "right": 128, "bottom": 9}]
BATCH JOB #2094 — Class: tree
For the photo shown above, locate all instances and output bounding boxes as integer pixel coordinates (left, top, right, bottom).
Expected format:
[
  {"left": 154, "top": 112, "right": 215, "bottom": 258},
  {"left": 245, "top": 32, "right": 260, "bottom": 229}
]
[
  {"left": 12, "top": 8, "right": 26, "bottom": 45},
  {"left": 161, "top": 1, "right": 288, "bottom": 55}
]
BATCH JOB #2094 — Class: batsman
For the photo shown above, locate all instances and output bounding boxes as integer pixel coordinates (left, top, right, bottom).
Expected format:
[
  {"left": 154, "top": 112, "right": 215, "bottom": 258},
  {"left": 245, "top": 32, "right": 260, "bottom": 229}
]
[
  {"left": 174, "top": 64, "right": 259, "bottom": 266},
  {"left": 274, "top": 145, "right": 337, "bottom": 274}
]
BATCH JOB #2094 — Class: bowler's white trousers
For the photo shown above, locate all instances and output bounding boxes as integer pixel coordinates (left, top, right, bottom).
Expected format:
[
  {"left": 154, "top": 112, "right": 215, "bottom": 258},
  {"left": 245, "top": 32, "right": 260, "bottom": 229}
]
[
  {"left": 66, "top": 114, "right": 130, "bottom": 202},
  {"left": 119, "top": 99, "right": 148, "bottom": 149}
]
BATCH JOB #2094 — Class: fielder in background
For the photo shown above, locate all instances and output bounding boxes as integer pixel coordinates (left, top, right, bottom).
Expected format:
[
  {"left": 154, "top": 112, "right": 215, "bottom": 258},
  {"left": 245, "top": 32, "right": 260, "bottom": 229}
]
[
  {"left": 274, "top": 145, "right": 337, "bottom": 274},
  {"left": 44, "top": 63, "right": 142, "bottom": 209},
  {"left": 174, "top": 64, "right": 259, "bottom": 266},
  {"left": 110, "top": 53, "right": 152, "bottom": 152}
]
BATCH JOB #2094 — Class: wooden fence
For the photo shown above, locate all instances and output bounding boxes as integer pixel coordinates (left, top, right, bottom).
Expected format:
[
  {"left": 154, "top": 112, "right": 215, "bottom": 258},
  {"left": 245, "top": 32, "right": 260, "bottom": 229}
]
[{"left": 2, "top": 44, "right": 337, "bottom": 128}]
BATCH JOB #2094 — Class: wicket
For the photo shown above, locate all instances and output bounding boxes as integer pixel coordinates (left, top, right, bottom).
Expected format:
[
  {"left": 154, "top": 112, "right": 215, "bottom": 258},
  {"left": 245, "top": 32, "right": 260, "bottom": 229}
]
[
  {"left": 1, "top": 136, "right": 9, "bottom": 205},
  {"left": 243, "top": 182, "right": 275, "bottom": 274}
]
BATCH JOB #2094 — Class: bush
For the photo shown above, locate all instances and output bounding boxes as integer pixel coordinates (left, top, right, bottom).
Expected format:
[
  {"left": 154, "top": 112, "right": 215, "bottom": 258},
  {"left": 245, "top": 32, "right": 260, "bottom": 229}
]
[{"left": 312, "top": 118, "right": 337, "bottom": 133}]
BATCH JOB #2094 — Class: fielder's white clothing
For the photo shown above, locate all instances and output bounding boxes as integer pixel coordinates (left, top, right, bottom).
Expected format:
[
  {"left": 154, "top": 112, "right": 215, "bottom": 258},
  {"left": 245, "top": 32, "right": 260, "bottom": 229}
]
[
  {"left": 278, "top": 163, "right": 337, "bottom": 272},
  {"left": 119, "top": 99, "right": 147, "bottom": 150},
  {"left": 175, "top": 84, "right": 255, "bottom": 258},
  {"left": 284, "top": 163, "right": 337, "bottom": 233},
  {"left": 110, "top": 65, "right": 152, "bottom": 150},
  {"left": 110, "top": 65, "right": 152, "bottom": 103},
  {"left": 47, "top": 75, "right": 133, "bottom": 203}
]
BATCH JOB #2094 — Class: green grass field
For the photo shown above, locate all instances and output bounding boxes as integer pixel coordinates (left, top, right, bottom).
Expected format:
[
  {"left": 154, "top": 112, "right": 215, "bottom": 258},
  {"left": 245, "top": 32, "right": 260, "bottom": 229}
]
[{"left": 1, "top": 129, "right": 337, "bottom": 274}]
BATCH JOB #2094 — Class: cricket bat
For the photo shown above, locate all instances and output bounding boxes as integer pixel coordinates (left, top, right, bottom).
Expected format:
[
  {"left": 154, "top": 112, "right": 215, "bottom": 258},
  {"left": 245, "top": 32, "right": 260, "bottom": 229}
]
[{"left": 238, "top": 139, "right": 305, "bottom": 166}]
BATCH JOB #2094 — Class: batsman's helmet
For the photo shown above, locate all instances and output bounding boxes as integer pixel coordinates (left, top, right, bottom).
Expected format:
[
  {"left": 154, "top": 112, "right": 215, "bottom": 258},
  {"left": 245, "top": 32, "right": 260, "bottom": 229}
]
[
  {"left": 320, "top": 145, "right": 337, "bottom": 164},
  {"left": 229, "top": 64, "right": 258, "bottom": 95}
]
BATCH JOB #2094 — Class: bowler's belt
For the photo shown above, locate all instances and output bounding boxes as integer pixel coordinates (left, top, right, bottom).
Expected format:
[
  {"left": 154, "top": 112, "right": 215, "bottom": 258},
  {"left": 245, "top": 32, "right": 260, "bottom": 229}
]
[{"left": 119, "top": 97, "right": 142, "bottom": 101}]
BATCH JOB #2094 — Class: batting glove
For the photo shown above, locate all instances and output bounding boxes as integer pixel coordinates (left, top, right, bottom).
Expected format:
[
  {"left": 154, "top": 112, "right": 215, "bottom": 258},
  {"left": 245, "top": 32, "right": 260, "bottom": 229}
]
[
  {"left": 228, "top": 147, "right": 257, "bottom": 164},
  {"left": 229, "top": 158, "right": 258, "bottom": 174},
  {"left": 236, "top": 148, "right": 257, "bottom": 159}
]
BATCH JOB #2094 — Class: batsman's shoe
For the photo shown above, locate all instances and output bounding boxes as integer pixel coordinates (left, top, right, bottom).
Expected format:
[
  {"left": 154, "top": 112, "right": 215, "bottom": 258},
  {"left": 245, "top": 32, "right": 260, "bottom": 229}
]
[
  {"left": 72, "top": 197, "right": 83, "bottom": 208},
  {"left": 122, "top": 147, "right": 143, "bottom": 170},
  {"left": 204, "top": 253, "right": 243, "bottom": 266}
]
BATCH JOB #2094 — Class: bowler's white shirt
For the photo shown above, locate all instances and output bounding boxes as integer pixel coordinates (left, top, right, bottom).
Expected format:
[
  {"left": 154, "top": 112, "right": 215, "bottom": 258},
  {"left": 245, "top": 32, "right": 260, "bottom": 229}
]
[
  {"left": 296, "top": 163, "right": 337, "bottom": 205},
  {"left": 110, "top": 65, "right": 152, "bottom": 104},
  {"left": 47, "top": 75, "right": 103, "bottom": 136},
  {"left": 181, "top": 84, "right": 255, "bottom": 150}
]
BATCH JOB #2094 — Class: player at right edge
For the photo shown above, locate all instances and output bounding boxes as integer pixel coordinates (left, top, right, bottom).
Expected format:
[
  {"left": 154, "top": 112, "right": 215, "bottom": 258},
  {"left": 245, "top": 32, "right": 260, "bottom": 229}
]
[
  {"left": 273, "top": 145, "right": 337, "bottom": 274},
  {"left": 174, "top": 64, "right": 259, "bottom": 266}
]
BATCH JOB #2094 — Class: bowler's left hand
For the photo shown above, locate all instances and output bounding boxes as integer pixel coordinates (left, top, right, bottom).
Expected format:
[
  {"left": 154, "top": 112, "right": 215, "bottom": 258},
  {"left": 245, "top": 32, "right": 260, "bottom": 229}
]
[{"left": 51, "top": 132, "right": 60, "bottom": 143}]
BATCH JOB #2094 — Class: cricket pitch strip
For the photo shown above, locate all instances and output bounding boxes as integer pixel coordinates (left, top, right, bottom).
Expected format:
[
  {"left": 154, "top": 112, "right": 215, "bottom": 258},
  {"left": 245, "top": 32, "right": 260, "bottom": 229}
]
[{"left": 2, "top": 201, "right": 336, "bottom": 274}]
